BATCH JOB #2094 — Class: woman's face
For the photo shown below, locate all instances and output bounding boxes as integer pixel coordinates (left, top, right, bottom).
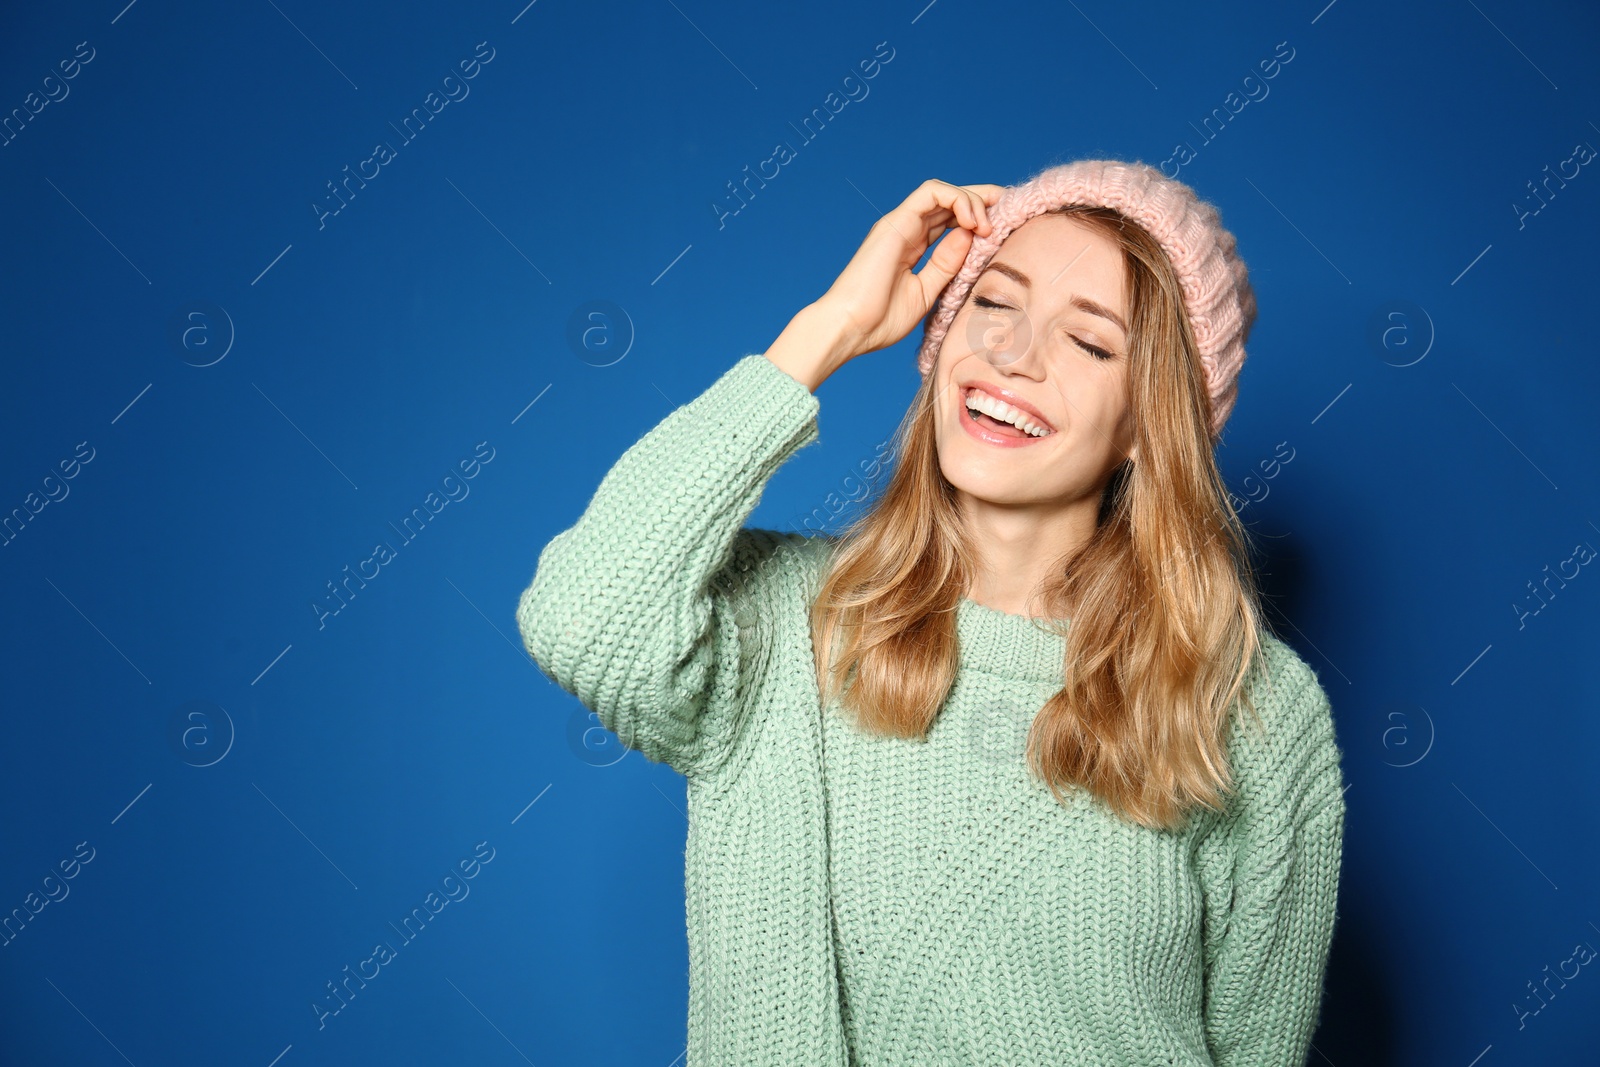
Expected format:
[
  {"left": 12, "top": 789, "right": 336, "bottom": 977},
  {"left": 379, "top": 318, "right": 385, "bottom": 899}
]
[{"left": 933, "top": 213, "right": 1136, "bottom": 511}]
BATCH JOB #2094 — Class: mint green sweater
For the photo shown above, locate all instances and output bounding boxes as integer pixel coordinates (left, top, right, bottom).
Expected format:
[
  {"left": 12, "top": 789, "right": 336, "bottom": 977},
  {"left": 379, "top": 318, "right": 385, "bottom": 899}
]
[{"left": 516, "top": 353, "right": 1346, "bottom": 1067}]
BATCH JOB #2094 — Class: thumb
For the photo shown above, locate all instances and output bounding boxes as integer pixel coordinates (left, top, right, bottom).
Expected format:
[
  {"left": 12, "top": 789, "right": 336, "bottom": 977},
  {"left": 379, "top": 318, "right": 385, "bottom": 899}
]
[{"left": 915, "top": 226, "right": 974, "bottom": 307}]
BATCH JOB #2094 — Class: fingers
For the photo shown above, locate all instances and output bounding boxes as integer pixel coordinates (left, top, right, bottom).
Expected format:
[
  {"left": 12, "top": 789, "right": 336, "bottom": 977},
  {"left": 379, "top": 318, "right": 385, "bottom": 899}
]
[
  {"left": 823, "top": 179, "right": 1003, "bottom": 358},
  {"left": 873, "top": 179, "right": 1003, "bottom": 263},
  {"left": 945, "top": 182, "right": 990, "bottom": 236},
  {"left": 923, "top": 212, "right": 952, "bottom": 250},
  {"left": 937, "top": 179, "right": 1003, "bottom": 235},
  {"left": 940, "top": 186, "right": 977, "bottom": 233},
  {"left": 900, "top": 178, "right": 999, "bottom": 239},
  {"left": 913, "top": 222, "right": 974, "bottom": 304}
]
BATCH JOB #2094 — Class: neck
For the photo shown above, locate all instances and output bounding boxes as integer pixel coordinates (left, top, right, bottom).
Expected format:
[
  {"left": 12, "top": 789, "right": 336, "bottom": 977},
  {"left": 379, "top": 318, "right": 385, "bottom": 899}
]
[{"left": 958, "top": 490, "right": 1100, "bottom": 617}]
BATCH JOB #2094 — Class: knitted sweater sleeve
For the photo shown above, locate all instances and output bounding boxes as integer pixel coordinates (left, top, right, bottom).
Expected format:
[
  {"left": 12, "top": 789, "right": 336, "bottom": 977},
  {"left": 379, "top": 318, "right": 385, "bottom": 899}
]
[
  {"left": 1200, "top": 656, "right": 1347, "bottom": 1067},
  {"left": 515, "top": 353, "right": 821, "bottom": 780}
]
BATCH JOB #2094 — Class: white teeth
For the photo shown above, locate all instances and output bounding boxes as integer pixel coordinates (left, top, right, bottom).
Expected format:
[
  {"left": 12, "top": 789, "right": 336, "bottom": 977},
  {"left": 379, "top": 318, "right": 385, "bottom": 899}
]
[{"left": 964, "top": 388, "right": 1052, "bottom": 437}]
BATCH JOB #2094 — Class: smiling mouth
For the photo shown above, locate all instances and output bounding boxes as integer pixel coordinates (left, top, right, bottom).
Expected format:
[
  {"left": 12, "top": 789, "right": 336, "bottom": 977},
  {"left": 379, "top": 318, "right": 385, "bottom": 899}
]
[
  {"left": 960, "top": 386, "right": 1054, "bottom": 439},
  {"left": 969, "top": 408, "right": 1031, "bottom": 437}
]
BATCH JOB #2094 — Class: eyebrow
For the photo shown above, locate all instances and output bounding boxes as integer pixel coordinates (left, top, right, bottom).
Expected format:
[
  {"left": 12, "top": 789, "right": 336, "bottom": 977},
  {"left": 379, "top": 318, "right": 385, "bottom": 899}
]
[{"left": 978, "top": 260, "right": 1128, "bottom": 334}]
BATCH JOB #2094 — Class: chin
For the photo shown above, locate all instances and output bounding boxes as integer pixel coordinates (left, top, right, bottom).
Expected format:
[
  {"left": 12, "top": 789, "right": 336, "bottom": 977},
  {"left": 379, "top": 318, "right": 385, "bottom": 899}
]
[{"left": 937, "top": 451, "right": 1035, "bottom": 506}]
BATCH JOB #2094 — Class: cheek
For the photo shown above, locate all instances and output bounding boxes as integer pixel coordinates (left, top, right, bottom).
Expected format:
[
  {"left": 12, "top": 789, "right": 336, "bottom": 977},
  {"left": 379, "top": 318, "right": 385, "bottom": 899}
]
[{"left": 1080, "top": 374, "right": 1131, "bottom": 423}]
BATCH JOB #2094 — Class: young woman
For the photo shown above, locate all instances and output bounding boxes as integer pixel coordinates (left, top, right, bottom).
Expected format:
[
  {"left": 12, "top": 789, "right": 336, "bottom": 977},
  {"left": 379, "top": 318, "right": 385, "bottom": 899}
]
[{"left": 518, "top": 159, "right": 1346, "bottom": 1067}]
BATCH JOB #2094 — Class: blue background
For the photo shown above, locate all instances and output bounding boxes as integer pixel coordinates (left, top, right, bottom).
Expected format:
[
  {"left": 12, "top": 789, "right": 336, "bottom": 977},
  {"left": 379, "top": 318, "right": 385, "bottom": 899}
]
[{"left": 3, "top": 0, "right": 1598, "bottom": 1063}]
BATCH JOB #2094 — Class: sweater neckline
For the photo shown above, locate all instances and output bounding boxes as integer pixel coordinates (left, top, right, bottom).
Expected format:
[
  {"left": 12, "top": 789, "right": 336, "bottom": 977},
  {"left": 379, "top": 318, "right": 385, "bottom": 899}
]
[{"left": 955, "top": 596, "right": 1069, "bottom": 684}]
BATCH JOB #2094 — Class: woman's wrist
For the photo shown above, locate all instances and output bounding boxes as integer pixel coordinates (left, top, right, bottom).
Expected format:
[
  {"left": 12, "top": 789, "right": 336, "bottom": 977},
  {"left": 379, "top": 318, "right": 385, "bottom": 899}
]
[{"left": 763, "top": 302, "right": 858, "bottom": 393}]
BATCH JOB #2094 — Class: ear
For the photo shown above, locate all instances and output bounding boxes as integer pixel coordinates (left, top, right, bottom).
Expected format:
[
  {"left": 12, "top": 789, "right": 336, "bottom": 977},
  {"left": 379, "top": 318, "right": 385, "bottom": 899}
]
[{"left": 1127, "top": 442, "right": 1138, "bottom": 465}]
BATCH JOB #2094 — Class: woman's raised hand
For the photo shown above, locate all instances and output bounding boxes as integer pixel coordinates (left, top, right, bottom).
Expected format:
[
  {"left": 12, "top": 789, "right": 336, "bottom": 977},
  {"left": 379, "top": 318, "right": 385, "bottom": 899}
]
[
  {"left": 822, "top": 179, "right": 1004, "bottom": 359},
  {"left": 765, "top": 180, "right": 1005, "bottom": 393}
]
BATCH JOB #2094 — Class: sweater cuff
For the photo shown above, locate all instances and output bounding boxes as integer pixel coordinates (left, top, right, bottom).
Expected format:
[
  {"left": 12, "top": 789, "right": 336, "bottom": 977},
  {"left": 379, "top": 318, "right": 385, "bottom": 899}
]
[{"left": 709, "top": 352, "right": 822, "bottom": 449}]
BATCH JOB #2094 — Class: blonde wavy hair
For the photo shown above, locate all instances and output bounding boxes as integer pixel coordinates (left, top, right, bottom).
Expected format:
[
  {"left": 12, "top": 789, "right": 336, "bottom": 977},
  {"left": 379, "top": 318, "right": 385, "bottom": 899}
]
[{"left": 809, "top": 204, "right": 1272, "bottom": 832}]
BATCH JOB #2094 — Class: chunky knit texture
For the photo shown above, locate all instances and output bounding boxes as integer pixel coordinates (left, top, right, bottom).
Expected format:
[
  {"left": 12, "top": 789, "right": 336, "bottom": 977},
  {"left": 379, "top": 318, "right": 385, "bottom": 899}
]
[{"left": 516, "top": 353, "right": 1346, "bottom": 1067}]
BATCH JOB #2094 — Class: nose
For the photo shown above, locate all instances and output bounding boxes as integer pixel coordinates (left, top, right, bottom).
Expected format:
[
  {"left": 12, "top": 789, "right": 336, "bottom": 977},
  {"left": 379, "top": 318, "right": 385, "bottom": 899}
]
[{"left": 974, "top": 305, "right": 1042, "bottom": 375}]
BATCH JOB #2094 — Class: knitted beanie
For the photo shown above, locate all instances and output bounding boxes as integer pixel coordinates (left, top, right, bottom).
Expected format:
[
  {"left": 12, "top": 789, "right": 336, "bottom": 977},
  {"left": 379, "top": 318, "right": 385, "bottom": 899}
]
[{"left": 916, "top": 158, "right": 1257, "bottom": 440}]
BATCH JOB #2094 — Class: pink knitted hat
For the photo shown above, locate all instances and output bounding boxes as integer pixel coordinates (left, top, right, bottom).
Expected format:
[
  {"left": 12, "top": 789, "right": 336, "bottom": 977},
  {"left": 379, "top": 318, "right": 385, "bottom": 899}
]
[{"left": 916, "top": 158, "right": 1257, "bottom": 440}]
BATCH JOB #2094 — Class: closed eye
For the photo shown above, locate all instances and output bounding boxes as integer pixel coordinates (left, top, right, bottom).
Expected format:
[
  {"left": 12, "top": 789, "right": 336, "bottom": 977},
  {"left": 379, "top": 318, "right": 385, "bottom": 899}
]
[
  {"left": 972, "top": 296, "right": 1115, "bottom": 361},
  {"left": 1071, "top": 336, "right": 1115, "bottom": 361}
]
